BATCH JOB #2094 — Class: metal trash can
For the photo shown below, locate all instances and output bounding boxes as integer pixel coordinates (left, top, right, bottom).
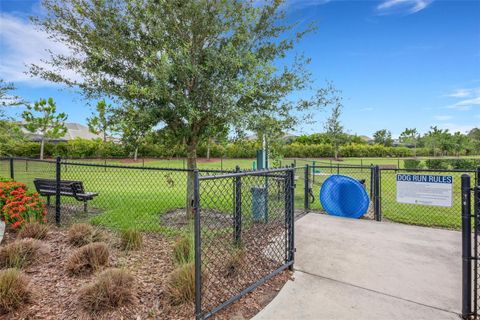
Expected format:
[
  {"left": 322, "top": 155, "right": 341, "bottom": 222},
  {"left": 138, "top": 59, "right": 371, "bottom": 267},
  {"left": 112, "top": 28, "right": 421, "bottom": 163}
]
[{"left": 251, "top": 185, "right": 267, "bottom": 222}]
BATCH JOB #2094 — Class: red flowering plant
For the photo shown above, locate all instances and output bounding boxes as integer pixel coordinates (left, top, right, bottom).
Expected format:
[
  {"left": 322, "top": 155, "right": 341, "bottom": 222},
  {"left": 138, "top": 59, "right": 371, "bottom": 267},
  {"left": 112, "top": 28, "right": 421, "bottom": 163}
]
[
  {"left": 0, "top": 180, "right": 47, "bottom": 230},
  {"left": 0, "top": 181, "right": 27, "bottom": 207}
]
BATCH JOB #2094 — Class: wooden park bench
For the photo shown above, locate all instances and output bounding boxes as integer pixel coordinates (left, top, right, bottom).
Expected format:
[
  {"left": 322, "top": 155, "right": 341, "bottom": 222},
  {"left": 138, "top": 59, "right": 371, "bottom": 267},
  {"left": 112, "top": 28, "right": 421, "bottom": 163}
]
[{"left": 33, "top": 178, "right": 98, "bottom": 212}]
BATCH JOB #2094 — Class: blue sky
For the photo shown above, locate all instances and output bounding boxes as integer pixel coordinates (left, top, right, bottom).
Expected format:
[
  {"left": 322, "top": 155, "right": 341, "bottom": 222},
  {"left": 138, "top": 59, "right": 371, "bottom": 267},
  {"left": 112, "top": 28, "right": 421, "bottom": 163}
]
[{"left": 1, "top": 0, "right": 479, "bottom": 138}]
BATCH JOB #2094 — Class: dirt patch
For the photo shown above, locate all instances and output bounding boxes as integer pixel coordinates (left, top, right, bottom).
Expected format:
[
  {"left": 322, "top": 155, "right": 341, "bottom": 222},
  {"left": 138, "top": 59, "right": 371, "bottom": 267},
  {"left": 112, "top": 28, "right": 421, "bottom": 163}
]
[
  {"left": 0, "top": 225, "right": 288, "bottom": 319},
  {"left": 197, "top": 158, "right": 221, "bottom": 163},
  {"left": 161, "top": 209, "right": 232, "bottom": 229}
]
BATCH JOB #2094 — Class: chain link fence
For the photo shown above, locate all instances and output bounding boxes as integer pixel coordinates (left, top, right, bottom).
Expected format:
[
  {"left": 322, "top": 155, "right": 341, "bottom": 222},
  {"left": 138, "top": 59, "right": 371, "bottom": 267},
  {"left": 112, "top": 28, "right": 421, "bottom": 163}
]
[
  {"left": 1, "top": 157, "right": 295, "bottom": 319},
  {"left": 195, "top": 168, "right": 294, "bottom": 319},
  {"left": 0, "top": 157, "right": 230, "bottom": 230},
  {"left": 300, "top": 164, "right": 479, "bottom": 229}
]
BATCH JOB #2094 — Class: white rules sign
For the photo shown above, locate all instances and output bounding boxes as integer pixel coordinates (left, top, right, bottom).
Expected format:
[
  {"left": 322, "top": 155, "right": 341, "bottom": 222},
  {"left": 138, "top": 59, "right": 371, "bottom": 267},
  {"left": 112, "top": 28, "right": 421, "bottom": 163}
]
[{"left": 396, "top": 174, "right": 453, "bottom": 207}]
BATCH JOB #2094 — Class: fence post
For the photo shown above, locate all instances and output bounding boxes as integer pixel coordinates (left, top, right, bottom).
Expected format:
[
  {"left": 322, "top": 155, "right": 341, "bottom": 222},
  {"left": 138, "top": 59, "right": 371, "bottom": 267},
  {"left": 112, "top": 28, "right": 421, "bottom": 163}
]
[
  {"left": 193, "top": 170, "right": 202, "bottom": 320},
  {"left": 55, "top": 156, "right": 61, "bottom": 226},
  {"left": 234, "top": 166, "right": 242, "bottom": 245},
  {"left": 461, "top": 174, "right": 472, "bottom": 319},
  {"left": 285, "top": 168, "right": 295, "bottom": 269},
  {"left": 304, "top": 164, "right": 310, "bottom": 212},
  {"left": 289, "top": 167, "right": 295, "bottom": 269},
  {"left": 9, "top": 157, "right": 14, "bottom": 180},
  {"left": 373, "top": 165, "right": 381, "bottom": 221}
]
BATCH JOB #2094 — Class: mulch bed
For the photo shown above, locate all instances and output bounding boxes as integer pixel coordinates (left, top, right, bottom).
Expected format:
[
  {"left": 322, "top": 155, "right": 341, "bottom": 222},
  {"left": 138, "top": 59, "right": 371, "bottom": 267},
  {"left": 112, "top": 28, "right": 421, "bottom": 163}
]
[
  {"left": 0, "top": 225, "right": 290, "bottom": 320},
  {"left": 161, "top": 209, "right": 233, "bottom": 229}
]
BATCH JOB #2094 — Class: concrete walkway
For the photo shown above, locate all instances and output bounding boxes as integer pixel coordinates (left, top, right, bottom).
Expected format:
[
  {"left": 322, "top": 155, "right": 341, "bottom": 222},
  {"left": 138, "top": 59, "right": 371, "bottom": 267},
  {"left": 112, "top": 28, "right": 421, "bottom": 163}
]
[{"left": 255, "top": 214, "right": 461, "bottom": 320}]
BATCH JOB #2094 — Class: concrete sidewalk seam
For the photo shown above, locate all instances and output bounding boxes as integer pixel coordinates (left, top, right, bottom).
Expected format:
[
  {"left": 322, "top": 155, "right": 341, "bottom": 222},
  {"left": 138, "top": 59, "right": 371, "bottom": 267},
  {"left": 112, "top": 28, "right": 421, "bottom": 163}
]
[{"left": 294, "top": 269, "right": 460, "bottom": 317}]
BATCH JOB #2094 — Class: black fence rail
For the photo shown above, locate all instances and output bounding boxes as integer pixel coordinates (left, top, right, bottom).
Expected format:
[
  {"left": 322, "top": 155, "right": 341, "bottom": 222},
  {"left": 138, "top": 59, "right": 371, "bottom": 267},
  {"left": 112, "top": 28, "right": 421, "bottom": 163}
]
[{"left": 194, "top": 168, "right": 295, "bottom": 319}]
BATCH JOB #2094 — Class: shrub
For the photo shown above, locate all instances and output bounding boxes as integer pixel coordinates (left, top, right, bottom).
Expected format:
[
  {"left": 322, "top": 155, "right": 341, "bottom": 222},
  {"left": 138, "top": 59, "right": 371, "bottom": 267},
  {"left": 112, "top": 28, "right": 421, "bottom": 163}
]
[
  {"left": 425, "top": 159, "right": 450, "bottom": 170},
  {"left": 120, "top": 229, "right": 143, "bottom": 251},
  {"left": 17, "top": 222, "right": 49, "bottom": 240},
  {"left": 0, "top": 182, "right": 27, "bottom": 208},
  {"left": 2, "top": 190, "right": 47, "bottom": 230},
  {"left": 0, "top": 239, "right": 44, "bottom": 269},
  {"left": 403, "top": 159, "right": 423, "bottom": 170},
  {"left": 449, "top": 159, "right": 477, "bottom": 170},
  {"left": 0, "top": 269, "right": 32, "bottom": 314},
  {"left": 166, "top": 262, "right": 195, "bottom": 305},
  {"left": 66, "top": 242, "right": 109, "bottom": 275},
  {"left": 172, "top": 235, "right": 193, "bottom": 265},
  {"left": 78, "top": 268, "right": 135, "bottom": 314},
  {"left": 68, "top": 223, "right": 104, "bottom": 247}
]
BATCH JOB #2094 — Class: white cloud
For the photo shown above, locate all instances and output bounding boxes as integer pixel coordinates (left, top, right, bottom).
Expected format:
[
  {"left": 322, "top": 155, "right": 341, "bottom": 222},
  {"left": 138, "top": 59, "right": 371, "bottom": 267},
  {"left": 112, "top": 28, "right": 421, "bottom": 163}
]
[
  {"left": 433, "top": 115, "right": 452, "bottom": 121},
  {"left": 444, "top": 87, "right": 480, "bottom": 110},
  {"left": 0, "top": 13, "right": 75, "bottom": 86},
  {"left": 376, "top": 0, "right": 433, "bottom": 15},
  {"left": 446, "top": 88, "right": 477, "bottom": 98},
  {"left": 437, "top": 123, "right": 475, "bottom": 134}
]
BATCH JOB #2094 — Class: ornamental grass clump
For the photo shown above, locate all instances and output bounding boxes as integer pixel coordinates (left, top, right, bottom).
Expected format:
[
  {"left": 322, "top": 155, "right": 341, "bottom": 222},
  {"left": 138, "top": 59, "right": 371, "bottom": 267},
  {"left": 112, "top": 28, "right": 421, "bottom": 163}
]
[
  {"left": 0, "top": 268, "right": 32, "bottom": 314},
  {"left": 172, "top": 235, "right": 193, "bottom": 265},
  {"left": 120, "top": 229, "right": 143, "bottom": 251},
  {"left": 78, "top": 268, "right": 135, "bottom": 315},
  {"left": 68, "top": 223, "right": 104, "bottom": 247},
  {"left": 165, "top": 262, "right": 195, "bottom": 305},
  {"left": 0, "top": 239, "right": 45, "bottom": 269},
  {"left": 18, "top": 222, "right": 49, "bottom": 240},
  {"left": 224, "top": 246, "right": 246, "bottom": 278},
  {"left": 67, "top": 242, "right": 109, "bottom": 275}
]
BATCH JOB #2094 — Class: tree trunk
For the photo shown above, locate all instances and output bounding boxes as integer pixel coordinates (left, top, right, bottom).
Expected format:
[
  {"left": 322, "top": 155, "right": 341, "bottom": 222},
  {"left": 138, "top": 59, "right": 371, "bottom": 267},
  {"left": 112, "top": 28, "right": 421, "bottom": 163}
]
[
  {"left": 134, "top": 147, "right": 138, "bottom": 161},
  {"left": 186, "top": 141, "right": 198, "bottom": 219},
  {"left": 40, "top": 137, "right": 45, "bottom": 160},
  {"left": 206, "top": 142, "right": 211, "bottom": 160}
]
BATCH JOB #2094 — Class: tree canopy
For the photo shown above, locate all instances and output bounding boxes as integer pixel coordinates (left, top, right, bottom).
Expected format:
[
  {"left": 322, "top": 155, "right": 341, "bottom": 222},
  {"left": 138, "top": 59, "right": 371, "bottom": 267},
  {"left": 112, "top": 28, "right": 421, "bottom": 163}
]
[{"left": 30, "top": 0, "right": 330, "bottom": 170}]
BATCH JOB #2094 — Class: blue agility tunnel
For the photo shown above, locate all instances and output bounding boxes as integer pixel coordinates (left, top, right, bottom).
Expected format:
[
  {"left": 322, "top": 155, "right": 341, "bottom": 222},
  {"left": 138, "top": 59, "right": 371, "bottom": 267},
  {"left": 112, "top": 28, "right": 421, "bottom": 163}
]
[{"left": 320, "top": 175, "right": 370, "bottom": 219}]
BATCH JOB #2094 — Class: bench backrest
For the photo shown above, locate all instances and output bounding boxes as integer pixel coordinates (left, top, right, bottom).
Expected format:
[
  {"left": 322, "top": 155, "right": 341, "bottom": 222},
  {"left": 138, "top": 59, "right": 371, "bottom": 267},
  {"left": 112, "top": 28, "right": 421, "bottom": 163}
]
[{"left": 33, "top": 179, "right": 85, "bottom": 195}]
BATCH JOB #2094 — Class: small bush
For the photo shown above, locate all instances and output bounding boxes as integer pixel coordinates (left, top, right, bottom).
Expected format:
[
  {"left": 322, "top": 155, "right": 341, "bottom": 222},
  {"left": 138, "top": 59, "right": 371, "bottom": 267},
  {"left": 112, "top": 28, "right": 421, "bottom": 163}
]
[
  {"left": 0, "top": 269, "right": 32, "bottom": 314},
  {"left": 172, "top": 235, "right": 193, "bottom": 265},
  {"left": 120, "top": 229, "right": 143, "bottom": 251},
  {"left": 67, "top": 242, "right": 109, "bottom": 275},
  {"left": 403, "top": 159, "right": 423, "bottom": 170},
  {"left": 0, "top": 239, "right": 44, "bottom": 269},
  {"left": 68, "top": 223, "right": 104, "bottom": 247},
  {"left": 165, "top": 262, "right": 195, "bottom": 305},
  {"left": 2, "top": 189, "right": 47, "bottom": 230},
  {"left": 78, "top": 268, "right": 135, "bottom": 314},
  {"left": 224, "top": 247, "right": 245, "bottom": 277},
  {"left": 17, "top": 222, "right": 49, "bottom": 240},
  {"left": 425, "top": 159, "right": 450, "bottom": 170},
  {"left": 449, "top": 159, "right": 476, "bottom": 170}
]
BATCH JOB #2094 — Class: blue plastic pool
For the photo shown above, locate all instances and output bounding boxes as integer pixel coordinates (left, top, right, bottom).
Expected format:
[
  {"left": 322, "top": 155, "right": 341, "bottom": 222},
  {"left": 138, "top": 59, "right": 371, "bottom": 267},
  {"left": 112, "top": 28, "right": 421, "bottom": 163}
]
[{"left": 319, "top": 175, "right": 370, "bottom": 219}]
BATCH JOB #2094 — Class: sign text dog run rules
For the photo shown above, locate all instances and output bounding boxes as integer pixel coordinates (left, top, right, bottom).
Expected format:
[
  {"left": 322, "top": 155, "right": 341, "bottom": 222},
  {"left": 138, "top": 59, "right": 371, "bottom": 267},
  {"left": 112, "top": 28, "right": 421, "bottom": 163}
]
[{"left": 396, "top": 174, "right": 453, "bottom": 207}]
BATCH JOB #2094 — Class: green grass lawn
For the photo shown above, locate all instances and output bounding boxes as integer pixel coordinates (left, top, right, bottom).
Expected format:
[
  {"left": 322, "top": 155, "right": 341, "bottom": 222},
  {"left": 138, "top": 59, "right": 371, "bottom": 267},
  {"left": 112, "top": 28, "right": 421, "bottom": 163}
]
[{"left": 1, "top": 157, "right": 474, "bottom": 231}]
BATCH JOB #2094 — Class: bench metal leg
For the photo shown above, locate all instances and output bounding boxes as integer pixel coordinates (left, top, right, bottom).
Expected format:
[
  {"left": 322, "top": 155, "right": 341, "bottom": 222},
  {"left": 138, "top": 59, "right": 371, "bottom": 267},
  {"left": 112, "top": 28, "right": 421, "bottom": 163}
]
[
  {"left": 84, "top": 200, "right": 87, "bottom": 213},
  {"left": 47, "top": 196, "right": 50, "bottom": 206}
]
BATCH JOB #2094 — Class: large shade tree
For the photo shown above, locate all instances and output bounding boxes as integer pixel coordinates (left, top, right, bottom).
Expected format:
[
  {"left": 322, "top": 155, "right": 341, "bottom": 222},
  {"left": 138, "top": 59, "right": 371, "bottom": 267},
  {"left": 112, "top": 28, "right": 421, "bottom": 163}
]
[{"left": 30, "top": 0, "right": 334, "bottom": 214}]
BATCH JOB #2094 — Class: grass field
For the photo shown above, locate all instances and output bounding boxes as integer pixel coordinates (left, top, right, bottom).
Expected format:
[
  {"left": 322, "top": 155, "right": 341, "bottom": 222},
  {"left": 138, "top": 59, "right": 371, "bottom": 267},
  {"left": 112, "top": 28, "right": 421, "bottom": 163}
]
[{"left": 2, "top": 157, "right": 477, "bottom": 231}]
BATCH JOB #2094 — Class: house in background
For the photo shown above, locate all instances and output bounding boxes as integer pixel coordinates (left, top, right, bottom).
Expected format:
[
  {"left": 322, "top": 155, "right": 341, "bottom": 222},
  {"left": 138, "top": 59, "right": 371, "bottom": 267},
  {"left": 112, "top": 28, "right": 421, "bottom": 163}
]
[{"left": 22, "top": 122, "right": 103, "bottom": 143}]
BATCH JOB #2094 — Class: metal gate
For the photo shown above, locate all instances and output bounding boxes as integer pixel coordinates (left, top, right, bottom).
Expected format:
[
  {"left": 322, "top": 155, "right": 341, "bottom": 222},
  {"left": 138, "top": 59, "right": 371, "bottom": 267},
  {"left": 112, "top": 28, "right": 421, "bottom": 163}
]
[
  {"left": 462, "top": 170, "right": 480, "bottom": 319},
  {"left": 194, "top": 167, "right": 295, "bottom": 319}
]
